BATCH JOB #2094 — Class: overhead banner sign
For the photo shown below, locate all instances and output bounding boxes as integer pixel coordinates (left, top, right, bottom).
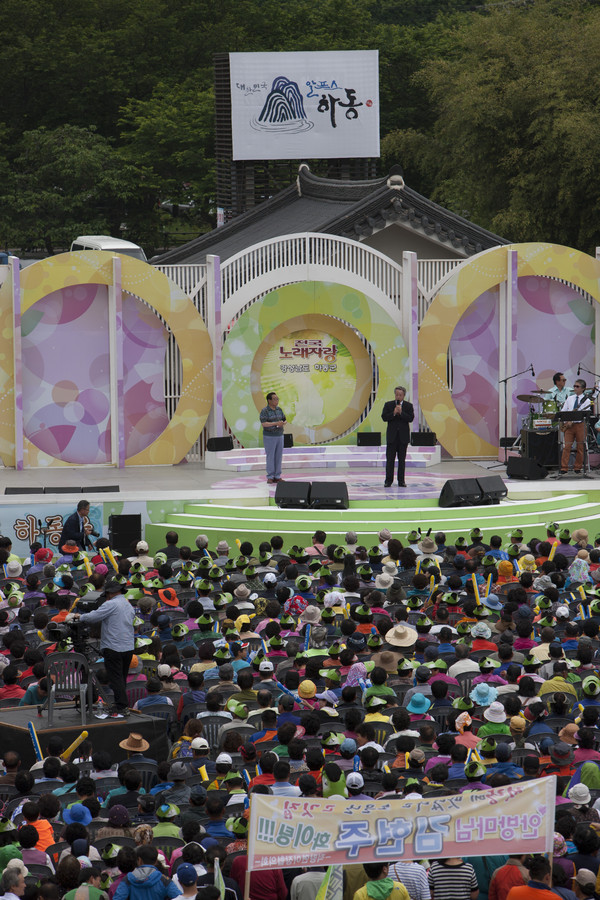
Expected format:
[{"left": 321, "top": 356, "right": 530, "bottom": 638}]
[
  {"left": 229, "top": 51, "right": 379, "bottom": 160},
  {"left": 247, "top": 777, "right": 555, "bottom": 870}
]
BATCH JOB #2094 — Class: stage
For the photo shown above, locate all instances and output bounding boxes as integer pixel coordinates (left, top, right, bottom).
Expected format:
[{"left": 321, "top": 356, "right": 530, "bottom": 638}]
[
  {"left": 2, "top": 705, "right": 170, "bottom": 768},
  {"left": 1, "top": 454, "right": 600, "bottom": 555}
]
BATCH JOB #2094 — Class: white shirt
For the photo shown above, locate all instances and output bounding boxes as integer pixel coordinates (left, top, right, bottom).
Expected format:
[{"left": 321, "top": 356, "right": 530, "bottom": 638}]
[
  {"left": 270, "top": 782, "right": 302, "bottom": 797},
  {"left": 562, "top": 392, "right": 593, "bottom": 412}
]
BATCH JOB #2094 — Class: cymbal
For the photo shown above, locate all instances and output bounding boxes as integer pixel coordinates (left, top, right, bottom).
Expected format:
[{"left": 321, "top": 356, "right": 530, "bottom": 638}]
[
  {"left": 528, "top": 389, "right": 545, "bottom": 393},
  {"left": 516, "top": 394, "right": 543, "bottom": 403}
]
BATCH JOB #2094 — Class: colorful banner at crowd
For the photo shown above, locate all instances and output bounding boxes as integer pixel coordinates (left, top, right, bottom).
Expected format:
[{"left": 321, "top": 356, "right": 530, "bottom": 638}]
[{"left": 247, "top": 778, "right": 555, "bottom": 871}]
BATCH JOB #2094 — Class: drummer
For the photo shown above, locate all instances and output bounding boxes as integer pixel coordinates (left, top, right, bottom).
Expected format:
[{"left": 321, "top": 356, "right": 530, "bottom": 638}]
[{"left": 545, "top": 372, "right": 570, "bottom": 405}]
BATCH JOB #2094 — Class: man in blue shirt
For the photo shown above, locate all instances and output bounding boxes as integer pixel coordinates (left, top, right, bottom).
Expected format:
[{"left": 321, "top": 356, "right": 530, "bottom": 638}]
[
  {"left": 259, "top": 391, "right": 287, "bottom": 484},
  {"left": 77, "top": 580, "right": 135, "bottom": 718}
]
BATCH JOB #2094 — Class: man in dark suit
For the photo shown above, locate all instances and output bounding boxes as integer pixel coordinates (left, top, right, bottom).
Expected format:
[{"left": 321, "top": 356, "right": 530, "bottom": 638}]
[
  {"left": 381, "top": 386, "right": 414, "bottom": 487},
  {"left": 58, "top": 499, "right": 94, "bottom": 550}
]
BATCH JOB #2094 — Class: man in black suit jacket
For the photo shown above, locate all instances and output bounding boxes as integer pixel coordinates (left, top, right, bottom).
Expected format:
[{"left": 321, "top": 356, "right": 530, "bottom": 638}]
[
  {"left": 58, "top": 499, "right": 94, "bottom": 550},
  {"left": 381, "top": 386, "right": 415, "bottom": 487}
]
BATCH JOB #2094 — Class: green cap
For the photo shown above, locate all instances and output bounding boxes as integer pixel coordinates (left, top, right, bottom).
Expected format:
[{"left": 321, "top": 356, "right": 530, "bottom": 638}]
[
  {"left": 172, "top": 624, "right": 189, "bottom": 638},
  {"left": 156, "top": 804, "right": 180, "bottom": 819},
  {"left": 582, "top": 676, "right": 600, "bottom": 696},
  {"left": 464, "top": 761, "right": 486, "bottom": 779},
  {"left": 226, "top": 816, "right": 248, "bottom": 835},
  {"left": 478, "top": 656, "right": 501, "bottom": 670},
  {"left": 320, "top": 668, "right": 341, "bottom": 683},
  {"left": 295, "top": 575, "right": 312, "bottom": 592},
  {"left": 407, "top": 596, "right": 424, "bottom": 609},
  {"left": 452, "top": 696, "right": 475, "bottom": 710}
]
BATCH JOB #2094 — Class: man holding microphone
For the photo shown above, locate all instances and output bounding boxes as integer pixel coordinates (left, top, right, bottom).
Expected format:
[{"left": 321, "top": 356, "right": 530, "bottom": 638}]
[{"left": 382, "top": 385, "right": 415, "bottom": 488}]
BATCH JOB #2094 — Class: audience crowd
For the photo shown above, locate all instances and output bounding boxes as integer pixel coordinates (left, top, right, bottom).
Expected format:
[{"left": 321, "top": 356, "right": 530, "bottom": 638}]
[{"left": 0, "top": 522, "right": 599, "bottom": 900}]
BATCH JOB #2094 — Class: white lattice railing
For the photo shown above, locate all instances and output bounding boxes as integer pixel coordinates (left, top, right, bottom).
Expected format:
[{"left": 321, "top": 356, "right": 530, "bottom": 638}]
[
  {"left": 221, "top": 233, "right": 403, "bottom": 324},
  {"left": 153, "top": 263, "right": 209, "bottom": 461},
  {"left": 417, "top": 258, "right": 464, "bottom": 320}
]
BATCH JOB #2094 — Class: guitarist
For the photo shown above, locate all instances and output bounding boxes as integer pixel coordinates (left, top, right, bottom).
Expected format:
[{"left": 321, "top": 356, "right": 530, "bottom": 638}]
[{"left": 560, "top": 379, "right": 593, "bottom": 475}]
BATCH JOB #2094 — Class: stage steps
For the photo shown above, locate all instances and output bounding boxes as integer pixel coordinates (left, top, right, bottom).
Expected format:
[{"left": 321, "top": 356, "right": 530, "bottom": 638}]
[
  {"left": 145, "top": 491, "right": 600, "bottom": 552},
  {"left": 204, "top": 445, "right": 441, "bottom": 472}
]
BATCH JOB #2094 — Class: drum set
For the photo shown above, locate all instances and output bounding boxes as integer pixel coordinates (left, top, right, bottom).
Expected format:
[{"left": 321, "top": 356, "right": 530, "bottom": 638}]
[
  {"left": 516, "top": 391, "right": 558, "bottom": 433},
  {"left": 515, "top": 390, "right": 599, "bottom": 471}
]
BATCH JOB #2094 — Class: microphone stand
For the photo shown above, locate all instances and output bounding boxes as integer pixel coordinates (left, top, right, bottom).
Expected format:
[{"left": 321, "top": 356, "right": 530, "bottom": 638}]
[{"left": 491, "top": 364, "right": 536, "bottom": 469}]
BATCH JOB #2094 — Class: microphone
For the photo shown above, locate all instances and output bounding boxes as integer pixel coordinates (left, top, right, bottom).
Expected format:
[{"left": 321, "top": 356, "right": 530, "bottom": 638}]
[
  {"left": 578, "top": 363, "right": 581, "bottom": 375},
  {"left": 530, "top": 363, "right": 535, "bottom": 377},
  {"left": 37, "top": 519, "right": 43, "bottom": 530}
]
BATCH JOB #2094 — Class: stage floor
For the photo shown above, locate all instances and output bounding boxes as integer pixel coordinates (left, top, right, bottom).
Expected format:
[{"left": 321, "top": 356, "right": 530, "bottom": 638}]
[{"left": 1, "top": 457, "right": 599, "bottom": 505}]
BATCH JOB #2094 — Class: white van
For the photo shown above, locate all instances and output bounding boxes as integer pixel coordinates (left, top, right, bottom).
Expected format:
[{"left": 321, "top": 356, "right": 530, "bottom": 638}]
[{"left": 70, "top": 235, "right": 147, "bottom": 262}]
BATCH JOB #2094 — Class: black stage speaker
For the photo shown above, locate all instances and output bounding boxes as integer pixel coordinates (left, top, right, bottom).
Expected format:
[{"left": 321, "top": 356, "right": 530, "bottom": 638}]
[
  {"left": 92, "top": 485, "right": 120, "bottom": 493},
  {"left": 411, "top": 431, "right": 437, "bottom": 446},
  {"left": 521, "top": 428, "right": 559, "bottom": 467},
  {"left": 438, "top": 478, "right": 482, "bottom": 508},
  {"left": 275, "top": 482, "right": 311, "bottom": 508},
  {"left": 357, "top": 432, "right": 381, "bottom": 446},
  {"left": 476, "top": 475, "right": 508, "bottom": 504},
  {"left": 283, "top": 434, "right": 294, "bottom": 448},
  {"left": 44, "top": 486, "right": 82, "bottom": 493},
  {"left": 206, "top": 436, "right": 234, "bottom": 452},
  {"left": 506, "top": 456, "right": 548, "bottom": 480},
  {"left": 310, "top": 482, "right": 349, "bottom": 509},
  {"left": 109, "top": 513, "right": 142, "bottom": 555},
  {"left": 4, "top": 487, "right": 44, "bottom": 494}
]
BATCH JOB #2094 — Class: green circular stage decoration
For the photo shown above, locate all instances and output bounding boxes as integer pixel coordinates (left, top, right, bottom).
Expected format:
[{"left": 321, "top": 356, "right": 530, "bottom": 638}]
[{"left": 222, "top": 281, "right": 408, "bottom": 447}]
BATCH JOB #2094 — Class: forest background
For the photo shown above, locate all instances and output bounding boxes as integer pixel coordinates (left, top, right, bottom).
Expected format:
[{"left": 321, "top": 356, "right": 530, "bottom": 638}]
[{"left": 2, "top": 0, "right": 599, "bottom": 256}]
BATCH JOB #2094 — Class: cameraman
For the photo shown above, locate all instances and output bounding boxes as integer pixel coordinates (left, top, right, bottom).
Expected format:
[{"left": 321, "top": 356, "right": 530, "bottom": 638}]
[{"left": 75, "top": 580, "right": 135, "bottom": 718}]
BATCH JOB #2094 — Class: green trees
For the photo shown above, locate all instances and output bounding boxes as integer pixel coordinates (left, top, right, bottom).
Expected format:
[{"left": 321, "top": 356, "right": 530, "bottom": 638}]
[
  {"left": 2, "top": 0, "right": 599, "bottom": 253},
  {"left": 382, "top": 0, "right": 600, "bottom": 250},
  {"left": 3, "top": 125, "right": 150, "bottom": 255}
]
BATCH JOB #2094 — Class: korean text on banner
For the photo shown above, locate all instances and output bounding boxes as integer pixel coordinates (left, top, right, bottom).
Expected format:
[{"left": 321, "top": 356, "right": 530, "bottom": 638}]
[{"left": 247, "top": 777, "right": 555, "bottom": 871}]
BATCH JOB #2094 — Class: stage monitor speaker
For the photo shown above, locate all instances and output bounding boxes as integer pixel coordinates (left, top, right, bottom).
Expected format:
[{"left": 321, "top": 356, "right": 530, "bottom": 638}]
[
  {"left": 310, "top": 482, "right": 349, "bottom": 510},
  {"left": 206, "top": 436, "right": 234, "bottom": 452},
  {"left": 275, "top": 482, "right": 311, "bottom": 508},
  {"left": 44, "top": 486, "right": 82, "bottom": 493},
  {"left": 283, "top": 434, "right": 294, "bottom": 448},
  {"left": 522, "top": 428, "right": 559, "bottom": 467},
  {"left": 506, "top": 456, "right": 548, "bottom": 480},
  {"left": 411, "top": 431, "right": 437, "bottom": 446},
  {"left": 357, "top": 432, "right": 381, "bottom": 446},
  {"left": 476, "top": 475, "right": 508, "bottom": 504},
  {"left": 438, "top": 478, "right": 482, "bottom": 508},
  {"left": 91, "top": 485, "right": 120, "bottom": 493},
  {"left": 4, "top": 487, "right": 44, "bottom": 495},
  {"left": 109, "top": 513, "right": 142, "bottom": 555}
]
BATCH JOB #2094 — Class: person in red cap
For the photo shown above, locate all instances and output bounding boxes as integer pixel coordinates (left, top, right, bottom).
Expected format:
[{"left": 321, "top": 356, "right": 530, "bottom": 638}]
[{"left": 29, "top": 548, "right": 53, "bottom": 574}]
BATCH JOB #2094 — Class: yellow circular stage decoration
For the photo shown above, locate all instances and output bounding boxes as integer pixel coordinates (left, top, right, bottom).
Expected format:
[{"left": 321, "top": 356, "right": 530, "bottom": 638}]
[
  {"left": 251, "top": 315, "right": 372, "bottom": 444},
  {"left": 18, "top": 251, "right": 212, "bottom": 466},
  {"left": 418, "top": 243, "right": 600, "bottom": 458}
]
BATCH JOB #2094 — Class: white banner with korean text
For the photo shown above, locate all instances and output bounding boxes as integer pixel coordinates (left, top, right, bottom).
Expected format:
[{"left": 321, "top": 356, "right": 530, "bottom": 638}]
[
  {"left": 229, "top": 51, "right": 379, "bottom": 160},
  {"left": 247, "top": 777, "right": 556, "bottom": 870}
]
